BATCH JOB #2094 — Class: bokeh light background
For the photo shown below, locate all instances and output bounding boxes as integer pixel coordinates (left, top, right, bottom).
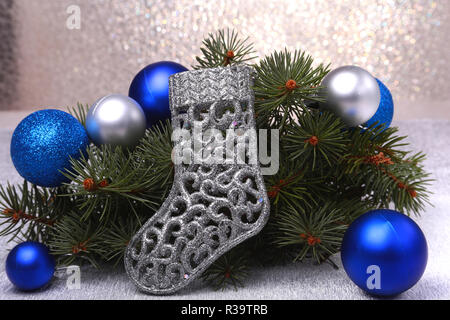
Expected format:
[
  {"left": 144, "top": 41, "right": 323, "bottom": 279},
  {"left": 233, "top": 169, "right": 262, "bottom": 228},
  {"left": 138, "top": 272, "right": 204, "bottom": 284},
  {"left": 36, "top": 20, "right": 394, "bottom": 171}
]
[{"left": 1, "top": 0, "right": 449, "bottom": 119}]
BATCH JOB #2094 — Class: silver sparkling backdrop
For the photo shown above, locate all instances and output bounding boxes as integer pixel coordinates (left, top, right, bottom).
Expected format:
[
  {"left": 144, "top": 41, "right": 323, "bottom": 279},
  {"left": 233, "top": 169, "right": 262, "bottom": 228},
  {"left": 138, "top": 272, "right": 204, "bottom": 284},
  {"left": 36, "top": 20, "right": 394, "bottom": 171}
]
[{"left": 3, "top": 0, "right": 450, "bottom": 117}]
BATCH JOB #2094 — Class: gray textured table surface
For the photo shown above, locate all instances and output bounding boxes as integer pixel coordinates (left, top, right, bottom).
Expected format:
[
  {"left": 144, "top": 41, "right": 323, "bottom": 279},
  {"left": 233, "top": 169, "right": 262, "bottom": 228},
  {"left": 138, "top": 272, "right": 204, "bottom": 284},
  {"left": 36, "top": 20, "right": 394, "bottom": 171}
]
[{"left": 0, "top": 119, "right": 449, "bottom": 300}]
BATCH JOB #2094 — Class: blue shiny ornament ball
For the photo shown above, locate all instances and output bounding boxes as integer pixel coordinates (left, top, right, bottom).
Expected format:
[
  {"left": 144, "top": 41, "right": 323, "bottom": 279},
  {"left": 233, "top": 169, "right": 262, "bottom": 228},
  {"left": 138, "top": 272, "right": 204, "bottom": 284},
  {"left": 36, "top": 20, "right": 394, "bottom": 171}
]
[
  {"left": 341, "top": 209, "right": 427, "bottom": 296},
  {"left": 364, "top": 79, "right": 394, "bottom": 132},
  {"left": 129, "top": 61, "right": 188, "bottom": 128},
  {"left": 6, "top": 242, "right": 55, "bottom": 291},
  {"left": 11, "top": 109, "right": 90, "bottom": 187}
]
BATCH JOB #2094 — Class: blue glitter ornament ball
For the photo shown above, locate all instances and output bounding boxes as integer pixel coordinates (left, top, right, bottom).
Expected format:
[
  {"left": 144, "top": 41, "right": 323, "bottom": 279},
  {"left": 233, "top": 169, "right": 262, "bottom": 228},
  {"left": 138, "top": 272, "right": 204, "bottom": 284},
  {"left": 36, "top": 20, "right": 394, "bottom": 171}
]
[
  {"left": 364, "top": 79, "right": 394, "bottom": 132},
  {"left": 129, "top": 61, "right": 188, "bottom": 128},
  {"left": 11, "top": 109, "right": 90, "bottom": 187},
  {"left": 6, "top": 242, "right": 55, "bottom": 291},
  {"left": 341, "top": 209, "right": 427, "bottom": 296}
]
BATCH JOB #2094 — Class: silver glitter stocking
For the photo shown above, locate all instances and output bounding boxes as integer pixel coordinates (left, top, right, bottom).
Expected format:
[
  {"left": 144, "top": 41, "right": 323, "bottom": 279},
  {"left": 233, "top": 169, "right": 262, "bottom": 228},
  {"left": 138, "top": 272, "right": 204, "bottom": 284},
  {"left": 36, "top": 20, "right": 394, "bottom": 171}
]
[{"left": 124, "top": 65, "right": 270, "bottom": 295}]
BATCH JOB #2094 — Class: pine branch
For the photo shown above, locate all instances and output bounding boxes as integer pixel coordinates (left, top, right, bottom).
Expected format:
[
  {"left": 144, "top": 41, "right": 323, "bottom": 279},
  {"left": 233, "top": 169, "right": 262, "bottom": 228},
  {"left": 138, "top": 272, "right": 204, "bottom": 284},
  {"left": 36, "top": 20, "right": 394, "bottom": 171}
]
[
  {"left": 283, "top": 110, "right": 348, "bottom": 171},
  {"left": 134, "top": 120, "right": 175, "bottom": 190},
  {"left": 48, "top": 211, "right": 105, "bottom": 268},
  {"left": 194, "top": 29, "right": 257, "bottom": 69},
  {"left": 0, "top": 181, "right": 67, "bottom": 243},
  {"left": 264, "top": 156, "right": 328, "bottom": 215},
  {"left": 341, "top": 124, "right": 433, "bottom": 215},
  {"left": 273, "top": 200, "right": 368, "bottom": 264},
  {"left": 254, "top": 49, "right": 330, "bottom": 131},
  {"left": 62, "top": 145, "right": 161, "bottom": 222},
  {"left": 100, "top": 214, "right": 143, "bottom": 265},
  {"left": 202, "top": 247, "right": 250, "bottom": 291},
  {"left": 68, "top": 102, "right": 89, "bottom": 127}
]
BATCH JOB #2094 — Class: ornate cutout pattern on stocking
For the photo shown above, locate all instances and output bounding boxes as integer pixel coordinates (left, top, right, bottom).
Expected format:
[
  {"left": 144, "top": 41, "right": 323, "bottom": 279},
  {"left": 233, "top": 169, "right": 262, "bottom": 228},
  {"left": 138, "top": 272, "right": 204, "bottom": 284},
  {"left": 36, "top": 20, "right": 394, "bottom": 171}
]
[{"left": 124, "top": 65, "right": 270, "bottom": 295}]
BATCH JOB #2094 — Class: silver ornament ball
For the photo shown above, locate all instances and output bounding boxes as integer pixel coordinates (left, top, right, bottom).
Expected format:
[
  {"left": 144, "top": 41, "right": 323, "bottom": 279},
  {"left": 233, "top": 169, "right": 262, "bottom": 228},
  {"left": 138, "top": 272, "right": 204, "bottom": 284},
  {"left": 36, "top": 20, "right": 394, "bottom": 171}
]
[
  {"left": 321, "top": 66, "right": 380, "bottom": 127},
  {"left": 86, "top": 94, "right": 146, "bottom": 147}
]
